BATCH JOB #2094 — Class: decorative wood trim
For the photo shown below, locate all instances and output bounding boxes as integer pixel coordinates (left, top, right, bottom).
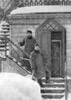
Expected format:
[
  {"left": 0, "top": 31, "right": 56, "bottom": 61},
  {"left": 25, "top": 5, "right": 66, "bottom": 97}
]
[
  {"left": 8, "top": 13, "right": 71, "bottom": 25},
  {"left": 36, "top": 18, "right": 65, "bottom": 32},
  {"left": 18, "top": 0, "right": 71, "bottom": 6},
  {"left": 8, "top": 13, "right": 71, "bottom": 19}
]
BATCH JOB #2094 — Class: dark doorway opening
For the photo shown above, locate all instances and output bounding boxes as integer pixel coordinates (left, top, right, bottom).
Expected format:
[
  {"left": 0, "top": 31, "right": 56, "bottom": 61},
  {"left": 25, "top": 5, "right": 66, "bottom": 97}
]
[
  {"left": 51, "top": 31, "right": 65, "bottom": 77},
  {"left": 51, "top": 41, "right": 61, "bottom": 77}
]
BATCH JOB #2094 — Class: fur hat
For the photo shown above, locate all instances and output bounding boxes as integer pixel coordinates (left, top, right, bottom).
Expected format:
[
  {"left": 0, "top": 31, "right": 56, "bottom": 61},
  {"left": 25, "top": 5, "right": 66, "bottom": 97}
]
[{"left": 27, "top": 30, "right": 32, "bottom": 34}]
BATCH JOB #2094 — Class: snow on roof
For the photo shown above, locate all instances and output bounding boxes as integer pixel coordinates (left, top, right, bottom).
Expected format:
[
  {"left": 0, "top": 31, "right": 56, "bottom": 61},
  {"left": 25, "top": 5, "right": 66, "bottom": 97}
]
[{"left": 10, "top": 6, "right": 71, "bottom": 15}]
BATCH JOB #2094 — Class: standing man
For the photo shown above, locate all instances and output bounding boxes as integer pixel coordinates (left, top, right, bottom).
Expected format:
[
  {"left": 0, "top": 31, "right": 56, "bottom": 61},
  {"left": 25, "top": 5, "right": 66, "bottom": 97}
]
[
  {"left": 18, "top": 30, "right": 37, "bottom": 71},
  {"left": 30, "top": 44, "right": 46, "bottom": 87}
]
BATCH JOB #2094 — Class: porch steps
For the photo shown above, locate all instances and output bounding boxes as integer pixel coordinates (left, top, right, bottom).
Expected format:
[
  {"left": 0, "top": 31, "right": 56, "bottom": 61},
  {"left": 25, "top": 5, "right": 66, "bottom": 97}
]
[
  {"left": 41, "top": 78, "right": 65, "bottom": 99},
  {"left": 0, "top": 32, "right": 9, "bottom": 57}
]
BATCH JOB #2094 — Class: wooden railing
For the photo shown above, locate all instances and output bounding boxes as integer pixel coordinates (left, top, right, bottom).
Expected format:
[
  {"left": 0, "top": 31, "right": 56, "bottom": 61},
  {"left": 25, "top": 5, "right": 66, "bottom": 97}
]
[
  {"left": 7, "top": 38, "right": 30, "bottom": 58},
  {"left": 0, "top": 36, "right": 31, "bottom": 73},
  {"left": 6, "top": 38, "right": 31, "bottom": 74},
  {"left": 0, "top": 0, "right": 11, "bottom": 9}
]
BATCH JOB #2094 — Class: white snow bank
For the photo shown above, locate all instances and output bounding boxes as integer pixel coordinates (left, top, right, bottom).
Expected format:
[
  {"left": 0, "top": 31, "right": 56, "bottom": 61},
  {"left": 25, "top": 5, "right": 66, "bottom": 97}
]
[
  {"left": 0, "top": 73, "right": 42, "bottom": 100},
  {"left": 25, "top": 74, "right": 32, "bottom": 79},
  {"left": 10, "top": 6, "right": 71, "bottom": 15}
]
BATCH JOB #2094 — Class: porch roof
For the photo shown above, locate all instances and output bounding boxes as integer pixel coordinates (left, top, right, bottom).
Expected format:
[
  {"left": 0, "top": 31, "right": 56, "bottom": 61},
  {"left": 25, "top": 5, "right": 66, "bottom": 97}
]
[{"left": 10, "top": 6, "right": 71, "bottom": 15}]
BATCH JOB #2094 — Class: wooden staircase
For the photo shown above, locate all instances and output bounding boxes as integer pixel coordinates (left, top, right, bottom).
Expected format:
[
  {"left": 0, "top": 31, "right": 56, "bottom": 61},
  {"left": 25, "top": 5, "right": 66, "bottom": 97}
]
[
  {"left": 0, "top": 33, "right": 31, "bottom": 74},
  {"left": 0, "top": 32, "right": 9, "bottom": 59},
  {"left": 6, "top": 55, "right": 31, "bottom": 74},
  {"left": 41, "top": 77, "right": 65, "bottom": 99},
  {"left": 0, "top": 33, "right": 66, "bottom": 100}
]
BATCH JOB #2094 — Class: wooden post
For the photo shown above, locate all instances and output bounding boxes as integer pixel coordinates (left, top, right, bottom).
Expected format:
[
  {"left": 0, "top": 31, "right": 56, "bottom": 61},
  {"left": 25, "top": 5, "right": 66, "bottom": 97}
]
[{"left": 65, "top": 31, "right": 68, "bottom": 100}]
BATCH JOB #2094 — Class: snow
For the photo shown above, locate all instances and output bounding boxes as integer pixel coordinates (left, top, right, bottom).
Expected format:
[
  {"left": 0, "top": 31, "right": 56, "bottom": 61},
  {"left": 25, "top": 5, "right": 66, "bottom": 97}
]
[
  {"left": 43, "top": 81, "right": 65, "bottom": 85},
  {"left": 50, "top": 78, "right": 65, "bottom": 80},
  {"left": 0, "top": 73, "right": 42, "bottom": 100},
  {"left": 41, "top": 93, "right": 64, "bottom": 95},
  {"left": 68, "top": 93, "right": 71, "bottom": 100},
  {"left": 0, "top": 21, "right": 9, "bottom": 25},
  {"left": 10, "top": 6, "right": 71, "bottom": 15},
  {"left": 25, "top": 74, "right": 32, "bottom": 79},
  {"left": 41, "top": 87, "right": 65, "bottom": 90},
  {"left": 67, "top": 76, "right": 71, "bottom": 80},
  {"left": 0, "top": 52, "right": 6, "bottom": 59}
]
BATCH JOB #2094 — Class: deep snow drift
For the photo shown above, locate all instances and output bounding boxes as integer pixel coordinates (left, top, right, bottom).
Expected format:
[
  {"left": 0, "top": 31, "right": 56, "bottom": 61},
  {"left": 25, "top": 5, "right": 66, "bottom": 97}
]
[{"left": 0, "top": 73, "right": 42, "bottom": 100}]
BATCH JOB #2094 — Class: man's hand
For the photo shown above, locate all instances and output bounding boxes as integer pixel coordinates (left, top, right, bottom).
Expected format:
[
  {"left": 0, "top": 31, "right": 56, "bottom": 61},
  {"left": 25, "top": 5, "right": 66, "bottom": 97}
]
[{"left": 20, "top": 57, "right": 30, "bottom": 61}]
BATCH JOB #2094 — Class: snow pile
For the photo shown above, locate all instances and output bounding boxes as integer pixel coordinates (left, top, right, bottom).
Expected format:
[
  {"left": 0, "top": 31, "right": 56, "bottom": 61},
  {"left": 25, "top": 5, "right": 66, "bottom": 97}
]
[
  {"left": 0, "top": 73, "right": 42, "bottom": 100},
  {"left": 25, "top": 74, "right": 32, "bottom": 79}
]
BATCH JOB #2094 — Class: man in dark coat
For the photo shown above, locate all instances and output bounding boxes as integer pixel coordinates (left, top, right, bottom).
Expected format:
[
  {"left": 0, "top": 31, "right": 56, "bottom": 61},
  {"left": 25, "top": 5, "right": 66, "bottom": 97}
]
[
  {"left": 30, "top": 44, "right": 47, "bottom": 87},
  {"left": 18, "top": 30, "right": 37, "bottom": 71}
]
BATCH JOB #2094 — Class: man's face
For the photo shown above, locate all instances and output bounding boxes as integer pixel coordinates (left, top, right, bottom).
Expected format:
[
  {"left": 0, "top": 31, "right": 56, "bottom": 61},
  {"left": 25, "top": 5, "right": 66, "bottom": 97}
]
[
  {"left": 35, "top": 46, "right": 40, "bottom": 51},
  {"left": 26, "top": 32, "right": 32, "bottom": 37}
]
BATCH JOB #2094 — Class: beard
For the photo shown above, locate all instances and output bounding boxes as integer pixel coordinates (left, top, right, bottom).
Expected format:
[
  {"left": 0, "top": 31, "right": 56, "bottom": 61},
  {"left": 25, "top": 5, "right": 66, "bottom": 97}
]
[
  {"left": 34, "top": 49, "right": 40, "bottom": 54},
  {"left": 27, "top": 36, "right": 32, "bottom": 39}
]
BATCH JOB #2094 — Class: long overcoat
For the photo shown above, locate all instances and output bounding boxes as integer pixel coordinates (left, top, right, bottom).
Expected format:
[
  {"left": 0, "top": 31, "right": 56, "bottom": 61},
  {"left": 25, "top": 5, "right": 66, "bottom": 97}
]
[{"left": 30, "top": 51, "right": 46, "bottom": 79}]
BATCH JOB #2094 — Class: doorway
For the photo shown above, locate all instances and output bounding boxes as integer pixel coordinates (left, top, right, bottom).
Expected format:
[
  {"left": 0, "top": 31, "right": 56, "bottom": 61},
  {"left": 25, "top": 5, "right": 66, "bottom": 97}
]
[
  {"left": 51, "top": 31, "right": 63, "bottom": 77},
  {"left": 35, "top": 19, "right": 66, "bottom": 77},
  {"left": 51, "top": 40, "right": 61, "bottom": 77}
]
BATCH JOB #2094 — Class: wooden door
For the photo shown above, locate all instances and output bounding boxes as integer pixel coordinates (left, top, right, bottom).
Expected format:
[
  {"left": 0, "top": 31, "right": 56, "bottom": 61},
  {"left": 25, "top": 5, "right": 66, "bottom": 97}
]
[
  {"left": 41, "top": 31, "right": 51, "bottom": 66},
  {"left": 36, "top": 30, "right": 51, "bottom": 67},
  {"left": 51, "top": 41, "right": 61, "bottom": 77}
]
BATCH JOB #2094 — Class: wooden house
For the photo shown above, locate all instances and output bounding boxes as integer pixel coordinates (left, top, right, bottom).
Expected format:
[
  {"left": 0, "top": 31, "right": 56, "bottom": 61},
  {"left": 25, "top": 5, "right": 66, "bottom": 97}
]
[
  {"left": 6, "top": 5, "right": 71, "bottom": 78},
  {"left": 1, "top": 1, "right": 71, "bottom": 99}
]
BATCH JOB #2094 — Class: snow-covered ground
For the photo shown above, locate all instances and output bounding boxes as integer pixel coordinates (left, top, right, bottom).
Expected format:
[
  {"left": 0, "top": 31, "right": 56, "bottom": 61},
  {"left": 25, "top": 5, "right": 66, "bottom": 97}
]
[
  {"left": 0, "top": 73, "right": 42, "bottom": 100},
  {"left": 25, "top": 74, "right": 32, "bottom": 79},
  {"left": 26, "top": 75, "right": 71, "bottom": 100}
]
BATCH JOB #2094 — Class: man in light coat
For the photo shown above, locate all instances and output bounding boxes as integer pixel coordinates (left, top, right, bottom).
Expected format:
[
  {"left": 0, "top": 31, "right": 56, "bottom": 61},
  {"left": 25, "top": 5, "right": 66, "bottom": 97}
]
[{"left": 30, "top": 44, "right": 48, "bottom": 87}]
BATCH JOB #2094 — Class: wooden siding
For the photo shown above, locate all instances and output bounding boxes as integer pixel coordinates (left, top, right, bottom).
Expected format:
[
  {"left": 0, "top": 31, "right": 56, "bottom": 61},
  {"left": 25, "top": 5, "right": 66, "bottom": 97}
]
[
  {"left": 5, "top": 13, "right": 71, "bottom": 76},
  {"left": 64, "top": 25, "right": 71, "bottom": 75},
  {"left": 10, "top": 25, "right": 38, "bottom": 44},
  {"left": 9, "top": 19, "right": 71, "bottom": 76}
]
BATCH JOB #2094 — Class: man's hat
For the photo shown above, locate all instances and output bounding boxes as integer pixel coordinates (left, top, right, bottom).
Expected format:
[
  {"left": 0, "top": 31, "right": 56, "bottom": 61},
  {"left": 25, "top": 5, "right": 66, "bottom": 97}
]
[
  {"left": 35, "top": 44, "right": 39, "bottom": 46},
  {"left": 27, "top": 30, "right": 32, "bottom": 34}
]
